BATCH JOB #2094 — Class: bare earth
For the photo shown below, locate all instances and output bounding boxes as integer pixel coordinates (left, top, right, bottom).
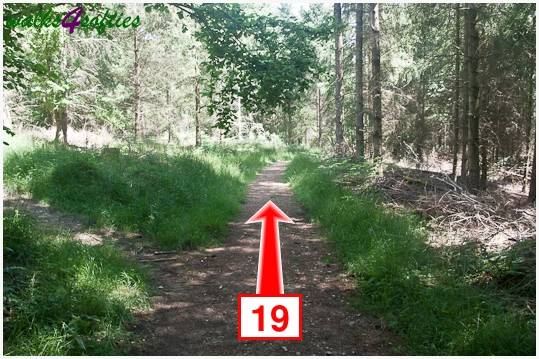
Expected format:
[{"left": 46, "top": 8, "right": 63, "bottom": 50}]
[
  {"left": 4, "top": 161, "right": 397, "bottom": 355},
  {"left": 130, "top": 161, "right": 396, "bottom": 355}
]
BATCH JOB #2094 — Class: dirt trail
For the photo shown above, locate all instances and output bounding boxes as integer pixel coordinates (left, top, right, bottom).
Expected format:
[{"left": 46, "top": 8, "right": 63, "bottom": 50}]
[
  {"left": 3, "top": 194, "right": 107, "bottom": 246},
  {"left": 130, "top": 161, "right": 396, "bottom": 355}
]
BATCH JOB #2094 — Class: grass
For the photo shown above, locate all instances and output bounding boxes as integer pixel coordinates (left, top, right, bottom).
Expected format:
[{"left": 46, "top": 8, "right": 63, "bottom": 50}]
[
  {"left": 286, "top": 153, "right": 535, "bottom": 355},
  {"left": 3, "top": 138, "right": 290, "bottom": 354},
  {"left": 3, "top": 210, "right": 149, "bottom": 355},
  {"left": 4, "top": 141, "right": 288, "bottom": 249},
  {"left": 3, "top": 139, "right": 290, "bottom": 355}
]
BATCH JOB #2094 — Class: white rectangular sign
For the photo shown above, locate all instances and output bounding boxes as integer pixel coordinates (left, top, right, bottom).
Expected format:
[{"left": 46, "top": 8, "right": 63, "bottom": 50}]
[{"left": 237, "top": 294, "right": 302, "bottom": 340}]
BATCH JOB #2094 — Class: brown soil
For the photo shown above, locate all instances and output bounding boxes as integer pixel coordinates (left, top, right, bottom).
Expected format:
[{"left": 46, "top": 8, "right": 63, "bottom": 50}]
[
  {"left": 3, "top": 194, "right": 106, "bottom": 246},
  {"left": 129, "top": 161, "right": 397, "bottom": 355}
]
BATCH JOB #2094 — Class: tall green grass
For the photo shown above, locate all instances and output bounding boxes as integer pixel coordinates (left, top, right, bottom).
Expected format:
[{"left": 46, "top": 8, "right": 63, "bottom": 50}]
[
  {"left": 3, "top": 210, "right": 149, "bottom": 355},
  {"left": 286, "top": 153, "right": 535, "bottom": 355},
  {"left": 4, "top": 142, "right": 286, "bottom": 248}
]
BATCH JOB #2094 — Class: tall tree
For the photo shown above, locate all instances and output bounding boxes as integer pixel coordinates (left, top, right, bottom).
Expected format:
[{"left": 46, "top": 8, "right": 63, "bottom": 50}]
[
  {"left": 370, "top": 3, "right": 382, "bottom": 159},
  {"left": 194, "top": 42, "right": 202, "bottom": 147},
  {"left": 522, "top": 75, "right": 535, "bottom": 192},
  {"left": 366, "top": 44, "right": 372, "bottom": 157},
  {"left": 182, "top": 4, "right": 323, "bottom": 134},
  {"left": 23, "top": 28, "right": 72, "bottom": 143},
  {"left": 355, "top": 3, "right": 365, "bottom": 159},
  {"left": 528, "top": 141, "right": 536, "bottom": 203},
  {"left": 317, "top": 87, "right": 322, "bottom": 147},
  {"left": 194, "top": 76, "right": 201, "bottom": 147},
  {"left": 133, "top": 27, "right": 142, "bottom": 141},
  {"left": 461, "top": 4, "right": 471, "bottom": 179},
  {"left": 467, "top": 3, "right": 481, "bottom": 189},
  {"left": 451, "top": 4, "right": 461, "bottom": 178},
  {"left": 54, "top": 33, "right": 69, "bottom": 143},
  {"left": 334, "top": 3, "right": 344, "bottom": 150}
]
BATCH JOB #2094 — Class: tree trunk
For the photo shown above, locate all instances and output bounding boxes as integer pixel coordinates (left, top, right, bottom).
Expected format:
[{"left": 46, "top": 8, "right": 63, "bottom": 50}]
[
  {"left": 366, "top": 47, "right": 372, "bottom": 158},
  {"left": 317, "top": 87, "right": 322, "bottom": 147},
  {"left": 55, "top": 34, "right": 69, "bottom": 144},
  {"left": 166, "top": 86, "right": 173, "bottom": 144},
  {"left": 54, "top": 111, "right": 60, "bottom": 142},
  {"left": 414, "top": 82, "right": 426, "bottom": 166},
  {"left": 133, "top": 27, "right": 141, "bottom": 141},
  {"left": 522, "top": 76, "right": 534, "bottom": 192},
  {"left": 355, "top": 3, "right": 365, "bottom": 159},
  {"left": 370, "top": 3, "right": 382, "bottom": 159},
  {"left": 334, "top": 3, "right": 344, "bottom": 151},
  {"left": 524, "top": 16, "right": 536, "bottom": 194},
  {"left": 287, "top": 111, "right": 293, "bottom": 145},
  {"left": 461, "top": 3, "right": 470, "bottom": 179},
  {"left": 467, "top": 3, "right": 481, "bottom": 190},
  {"left": 195, "top": 76, "right": 201, "bottom": 147},
  {"left": 451, "top": 4, "right": 461, "bottom": 179},
  {"left": 54, "top": 110, "right": 67, "bottom": 144},
  {"left": 528, "top": 141, "right": 536, "bottom": 203},
  {"left": 61, "top": 110, "right": 67, "bottom": 143},
  {"left": 480, "top": 141, "right": 488, "bottom": 190}
]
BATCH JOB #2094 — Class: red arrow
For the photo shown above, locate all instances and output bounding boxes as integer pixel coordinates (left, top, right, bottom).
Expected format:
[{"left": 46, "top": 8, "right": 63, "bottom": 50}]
[{"left": 246, "top": 200, "right": 293, "bottom": 295}]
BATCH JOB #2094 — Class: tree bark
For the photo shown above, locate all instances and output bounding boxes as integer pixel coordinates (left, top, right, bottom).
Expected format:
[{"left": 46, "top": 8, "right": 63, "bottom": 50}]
[
  {"left": 461, "top": 3, "right": 470, "bottom": 179},
  {"left": 195, "top": 76, "right": 201, "bottom": 147},
  {"left": 370, "top": 3, "right": 382, "bottom": 159},
  {"left": 55, "top": 34, "right": 69, "bottom": 144},
  {"left": 480, "top": 140, "right": 488, "bottom": 190},
  {"left": 133, "top": 27, "right": 141, "bottom": 141},
  {"left": 366, "top": 46, "right": 372, "bottom": 158},
  {"left": 522, "top": 76, "right": 534, "bottom": 192},
  {"left": 355, "top": 3, "right": 365, "bottom": 159},
  {"left": 528, "top": 141, "right": 536, "bottom": 203},
  {"left": 414, "top": 82, "right": 426, "bottom": 166},
  {"left": 166, "top": 86, "right": 172, "bottom": 143},
  {"left": 451, "top": 4, "right": 461, "bottom": 179},
  {"left": 54, "top": 112, "right": 60, "bottom": 142},
  {"left": 467, "top": 3, "right": 481, "bottom": 190},
  {"left": 317, "top": 87, "right": 322, "bottom": 147},
  {"left": 334, "top": 3, "right": 344, "bottom": 151},
  {"left": 54, "top": 110, "right": 67, "bottom": 144},
  {"left": 287, "top": 111, "right": 293, "bottom": 145}
]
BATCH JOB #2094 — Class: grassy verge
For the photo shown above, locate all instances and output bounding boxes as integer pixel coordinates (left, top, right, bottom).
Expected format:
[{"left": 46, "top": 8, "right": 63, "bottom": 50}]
[
  {"left": 286, "top": 153, "right": 535, "bottom": 355},
  {"left": 4, "top": 142, "right": 287, "bottom": 248},
  {"left": 3, "top": 210, "right": 149, "bottom": 355}
]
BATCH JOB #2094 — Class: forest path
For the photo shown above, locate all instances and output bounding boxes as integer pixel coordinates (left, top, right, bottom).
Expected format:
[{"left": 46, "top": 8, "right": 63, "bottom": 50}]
[{"left": 130, "top": 161, "right": 397, "bottom": 355}]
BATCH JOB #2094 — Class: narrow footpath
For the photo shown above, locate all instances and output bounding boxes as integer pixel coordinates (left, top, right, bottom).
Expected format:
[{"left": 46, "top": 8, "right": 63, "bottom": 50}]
[{"left": 131, "top": 161, "right": 397, "bottom": 355}]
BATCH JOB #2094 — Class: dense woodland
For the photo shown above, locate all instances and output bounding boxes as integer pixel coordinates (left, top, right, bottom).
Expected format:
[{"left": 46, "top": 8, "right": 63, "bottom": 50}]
[
  {"left": 4, "top": 3, "right": 536, "bottom": 195},
  {"left": 2, "top": 2, "right": 536, "bottom": 356}
]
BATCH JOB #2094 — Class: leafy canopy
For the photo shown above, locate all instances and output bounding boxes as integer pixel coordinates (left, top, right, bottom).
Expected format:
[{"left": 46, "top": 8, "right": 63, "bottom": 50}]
[{"left": 176, "top": 4, "right": 327, "bottom": 132}]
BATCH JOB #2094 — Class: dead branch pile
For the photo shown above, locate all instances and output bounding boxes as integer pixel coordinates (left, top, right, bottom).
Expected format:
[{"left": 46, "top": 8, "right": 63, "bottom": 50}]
[{"left": 344, "top": 165, "right": 536, "bottom": 251}]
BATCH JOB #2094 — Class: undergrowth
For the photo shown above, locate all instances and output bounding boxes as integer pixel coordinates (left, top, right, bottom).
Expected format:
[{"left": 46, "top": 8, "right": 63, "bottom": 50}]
[
  {"left": 4, "top": 142, "right": 287, "bottom": 248},
  {"left": 3, "top": 210, "right": 149, "bottom": 355},
  {"left": 286, "top": 153, "right": 535, "bottom": 355}
]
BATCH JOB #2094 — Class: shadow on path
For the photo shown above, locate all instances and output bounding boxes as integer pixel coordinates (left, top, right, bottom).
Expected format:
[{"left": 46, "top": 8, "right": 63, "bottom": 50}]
[{"left": 130, "top": 161, "right": 397, "bottom": 355}]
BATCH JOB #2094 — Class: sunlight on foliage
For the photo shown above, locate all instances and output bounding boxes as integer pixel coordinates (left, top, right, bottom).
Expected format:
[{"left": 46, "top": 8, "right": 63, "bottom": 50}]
[
  {"left": 286, "top": 153, "right": 535, "bottom": 355},
  {"left": 3, "top": 210, "right": 149, "bottom": 355}
]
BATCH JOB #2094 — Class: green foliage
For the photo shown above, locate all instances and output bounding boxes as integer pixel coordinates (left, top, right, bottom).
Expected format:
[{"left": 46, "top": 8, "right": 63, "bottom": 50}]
[
  {"left": 286, "top": 154, "right": 535, "bottom": 355},
  {"left": 182, "top": 4, "right": 326, "bottom": 132},
  {"left": 24, "top": 27, "right": 70, "bottom": 127},
  {"left": 3, "top": 210, "right": 149, "bottom": 355},
  {"left": 4, "top": 143, "right": 286, "bottom": 248},
  {"left": 3, "top": 125, "right": 16, "bottom": 145},
  {"left": 3, "top": 3, "right": 54, "bottom": 90},
  {"left": 3, "top": 3, "right": 105, "bottom": 90}
]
